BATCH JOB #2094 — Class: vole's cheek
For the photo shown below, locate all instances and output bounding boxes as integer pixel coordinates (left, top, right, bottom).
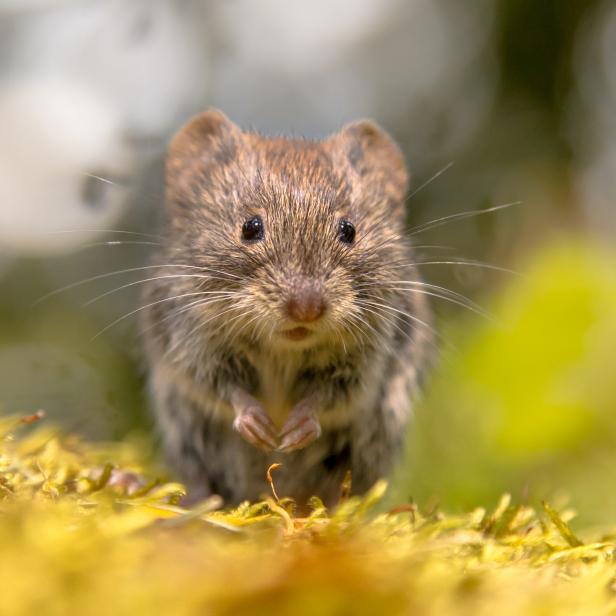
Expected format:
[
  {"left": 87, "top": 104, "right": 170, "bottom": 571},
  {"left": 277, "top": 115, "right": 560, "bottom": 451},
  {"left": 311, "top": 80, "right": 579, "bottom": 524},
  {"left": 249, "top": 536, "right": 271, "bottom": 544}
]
[
  {"left": 241, "top": 282, "right": 279, "bottom": 324},
  {"left": 325, "top": 270, "right": 355, "bottom": 305}
]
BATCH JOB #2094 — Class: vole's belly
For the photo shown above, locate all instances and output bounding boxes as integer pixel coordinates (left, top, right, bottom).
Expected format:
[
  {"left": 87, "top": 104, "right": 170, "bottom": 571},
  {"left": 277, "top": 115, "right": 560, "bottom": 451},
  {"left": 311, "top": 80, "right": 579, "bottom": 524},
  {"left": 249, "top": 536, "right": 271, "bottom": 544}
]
[
  {"left": 255, "top": 365, "right": 358, "bottom": 431},
  {"left": 253, "top": 355, "right": 298, "bottom": 427},
  {"left": 254, "top": 360, "right": 354, "bottom": 429},
  {"left": 258, "top": 393, "right": 291, "bottom": 429}
]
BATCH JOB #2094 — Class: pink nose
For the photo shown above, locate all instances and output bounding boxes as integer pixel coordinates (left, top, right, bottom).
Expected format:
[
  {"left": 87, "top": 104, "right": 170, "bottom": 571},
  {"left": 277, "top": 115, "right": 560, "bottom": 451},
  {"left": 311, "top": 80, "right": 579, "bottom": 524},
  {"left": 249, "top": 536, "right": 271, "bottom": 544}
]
[{"left": 286, "top": 281, "right": 326, "bottom": 323}]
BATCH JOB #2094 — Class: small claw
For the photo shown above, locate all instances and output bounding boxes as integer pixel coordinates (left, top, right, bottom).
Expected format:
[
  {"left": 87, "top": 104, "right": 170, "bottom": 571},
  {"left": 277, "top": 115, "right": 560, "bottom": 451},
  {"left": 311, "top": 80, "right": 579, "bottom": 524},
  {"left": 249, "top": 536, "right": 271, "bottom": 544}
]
[
  {"left": 107, "top": 469, "right": 147, "bottom": 495},
  {"left": 233, "top": 407, "right": 278, "bottom": 451},
  {"left": 278, "top": 432, "right": 316, "bottom": 452},
  {"left": 235, "top": 420, "right": 276, "bottom": 451},
  {"left": 278, "top": 413, "right": 321, "bottom": 453},
  {"left": 279, "top": 411, "right": 310, "bottom": 439}
]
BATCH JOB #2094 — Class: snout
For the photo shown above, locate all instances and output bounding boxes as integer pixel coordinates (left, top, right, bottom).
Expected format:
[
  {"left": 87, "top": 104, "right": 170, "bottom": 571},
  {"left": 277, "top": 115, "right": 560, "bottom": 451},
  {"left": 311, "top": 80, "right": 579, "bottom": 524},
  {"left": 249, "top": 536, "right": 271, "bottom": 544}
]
[{"left": 285, "top": 278, "right": 326, "bottom": 323}]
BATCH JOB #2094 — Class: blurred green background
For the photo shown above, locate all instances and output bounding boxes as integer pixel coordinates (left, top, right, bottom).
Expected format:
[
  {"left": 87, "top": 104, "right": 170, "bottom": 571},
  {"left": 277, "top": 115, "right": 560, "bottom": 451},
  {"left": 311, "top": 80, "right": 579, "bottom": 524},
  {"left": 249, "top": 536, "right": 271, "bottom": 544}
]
[
  {"left": 392, "top": 242, "right": 616, "bottom": 527},
  {"left": 0, "top": 1, "right": 615, "bottom": 524}
]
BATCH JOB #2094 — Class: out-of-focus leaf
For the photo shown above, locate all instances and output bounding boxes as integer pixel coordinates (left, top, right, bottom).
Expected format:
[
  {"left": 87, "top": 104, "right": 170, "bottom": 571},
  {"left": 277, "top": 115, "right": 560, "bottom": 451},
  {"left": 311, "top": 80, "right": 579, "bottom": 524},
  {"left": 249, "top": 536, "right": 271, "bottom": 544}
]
[{"left": 395, "top": 242, "right": 616, "bottom": 524}]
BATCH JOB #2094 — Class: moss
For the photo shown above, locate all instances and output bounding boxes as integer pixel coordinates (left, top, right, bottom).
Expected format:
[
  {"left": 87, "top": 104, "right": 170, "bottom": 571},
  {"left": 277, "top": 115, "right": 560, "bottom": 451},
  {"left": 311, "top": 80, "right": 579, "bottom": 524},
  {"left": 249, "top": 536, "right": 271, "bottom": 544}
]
[{"left": 0, "top": 414, "right": 614, "bottom": 615}]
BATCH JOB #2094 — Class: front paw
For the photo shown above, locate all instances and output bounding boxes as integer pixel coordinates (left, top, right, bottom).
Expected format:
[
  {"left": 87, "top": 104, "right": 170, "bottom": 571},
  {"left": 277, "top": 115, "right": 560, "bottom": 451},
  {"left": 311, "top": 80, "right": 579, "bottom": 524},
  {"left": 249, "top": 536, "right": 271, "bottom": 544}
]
[
  {"left": 233, "top": 405, "right": 278, "bottom": 451},
  {"left": 278, "top": 407, "right": 322, "bottom": 453}
]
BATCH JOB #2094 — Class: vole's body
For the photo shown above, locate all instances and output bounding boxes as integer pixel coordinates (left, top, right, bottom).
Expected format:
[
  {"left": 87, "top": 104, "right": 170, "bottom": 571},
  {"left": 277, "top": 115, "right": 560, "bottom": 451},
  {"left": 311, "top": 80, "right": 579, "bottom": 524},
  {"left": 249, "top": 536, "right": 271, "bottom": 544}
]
[{"left": 141, "top": 110, "right": 433, "bottom": 505}]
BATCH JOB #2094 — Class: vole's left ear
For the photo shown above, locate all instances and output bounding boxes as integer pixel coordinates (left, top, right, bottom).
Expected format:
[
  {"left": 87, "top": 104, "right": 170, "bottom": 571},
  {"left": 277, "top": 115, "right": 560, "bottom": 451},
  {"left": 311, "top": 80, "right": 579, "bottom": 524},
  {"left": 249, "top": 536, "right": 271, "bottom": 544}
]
[{"left": 330, "top": 120, "right": 409, "bottom": 206}]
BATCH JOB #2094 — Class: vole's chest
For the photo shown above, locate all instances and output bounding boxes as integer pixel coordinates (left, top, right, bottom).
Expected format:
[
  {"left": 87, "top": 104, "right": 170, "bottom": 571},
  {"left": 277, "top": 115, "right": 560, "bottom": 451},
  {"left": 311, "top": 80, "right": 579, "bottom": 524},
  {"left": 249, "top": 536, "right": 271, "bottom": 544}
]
[
  {"left": 254, "top": 359, "right": 299, "bottom": 427},
  {"left": 245, "top": 347, "right": 362, "bottom": 429}
]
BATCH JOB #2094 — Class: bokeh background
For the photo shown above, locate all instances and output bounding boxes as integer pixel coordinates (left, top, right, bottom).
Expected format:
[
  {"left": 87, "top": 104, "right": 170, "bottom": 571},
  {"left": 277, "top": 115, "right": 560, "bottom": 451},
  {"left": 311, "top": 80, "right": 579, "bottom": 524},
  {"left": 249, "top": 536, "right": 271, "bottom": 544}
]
[{"left": 0, "top": 0, "right": 615, "bottom": 524}]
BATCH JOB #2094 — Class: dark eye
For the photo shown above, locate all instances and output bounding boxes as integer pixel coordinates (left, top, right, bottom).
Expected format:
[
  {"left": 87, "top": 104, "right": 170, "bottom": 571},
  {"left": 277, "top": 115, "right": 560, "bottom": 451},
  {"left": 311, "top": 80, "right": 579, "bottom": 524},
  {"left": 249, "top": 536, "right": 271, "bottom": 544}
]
[
  {"left": 241, "top": 216, "right": 264, "bottom": 242},
  {"left": 337, "top": 219, "right": 356, "bottom": 244}
]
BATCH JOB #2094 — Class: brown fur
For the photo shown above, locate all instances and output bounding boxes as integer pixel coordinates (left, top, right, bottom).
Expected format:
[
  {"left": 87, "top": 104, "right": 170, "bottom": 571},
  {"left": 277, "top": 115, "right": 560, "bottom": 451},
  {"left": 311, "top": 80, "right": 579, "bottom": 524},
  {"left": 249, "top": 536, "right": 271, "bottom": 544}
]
[{"left": 140, "top": 109, "right": 433, "bottom": 505}]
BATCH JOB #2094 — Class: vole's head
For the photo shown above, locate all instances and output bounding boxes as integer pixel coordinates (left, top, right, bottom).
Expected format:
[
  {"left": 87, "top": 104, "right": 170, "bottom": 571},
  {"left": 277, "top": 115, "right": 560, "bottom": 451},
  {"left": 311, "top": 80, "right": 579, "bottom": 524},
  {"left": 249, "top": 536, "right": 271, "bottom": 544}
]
[{"left": 163, "top": 109, "right": 411, "bottom": 351}]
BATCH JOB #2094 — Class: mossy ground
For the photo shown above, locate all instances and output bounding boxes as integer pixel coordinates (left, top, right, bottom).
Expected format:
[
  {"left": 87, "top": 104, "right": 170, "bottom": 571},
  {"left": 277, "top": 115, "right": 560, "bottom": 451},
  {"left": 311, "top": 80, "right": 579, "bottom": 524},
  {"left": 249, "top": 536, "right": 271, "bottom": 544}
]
[{"left": 1, "top": 414, "right": 615, "bottom": 616}]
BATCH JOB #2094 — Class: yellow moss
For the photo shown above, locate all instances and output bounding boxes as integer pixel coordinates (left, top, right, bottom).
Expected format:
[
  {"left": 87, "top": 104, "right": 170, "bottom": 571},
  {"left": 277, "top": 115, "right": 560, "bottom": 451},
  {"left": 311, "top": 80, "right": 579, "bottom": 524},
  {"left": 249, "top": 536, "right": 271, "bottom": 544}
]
[{"left": 0, "top": 415, "right": 614, "bottom": 615}]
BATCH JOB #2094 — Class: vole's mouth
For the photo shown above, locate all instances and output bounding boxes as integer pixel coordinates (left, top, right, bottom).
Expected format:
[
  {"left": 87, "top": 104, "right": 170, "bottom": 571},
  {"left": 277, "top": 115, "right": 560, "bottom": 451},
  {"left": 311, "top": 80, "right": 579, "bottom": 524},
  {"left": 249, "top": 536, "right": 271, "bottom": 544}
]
[{"left": 280, "top": 326, "right": 312, "bottom": 341}]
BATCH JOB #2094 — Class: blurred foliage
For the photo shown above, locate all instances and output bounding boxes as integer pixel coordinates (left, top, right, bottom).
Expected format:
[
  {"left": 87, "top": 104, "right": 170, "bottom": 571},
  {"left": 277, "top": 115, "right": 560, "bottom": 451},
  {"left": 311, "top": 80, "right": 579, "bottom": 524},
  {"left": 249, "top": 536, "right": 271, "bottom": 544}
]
[
  {"left": 2, "top": 413, "right": 616, "bottom": 616},
  {"left": 0, "top": 260, "right": 149, "bottom": 440},
  {"left": 496, "top": 0, "right": 594, "bottom": 114},
  {"left": 396, "top": 240, "right": 616, "bottom": 525}
]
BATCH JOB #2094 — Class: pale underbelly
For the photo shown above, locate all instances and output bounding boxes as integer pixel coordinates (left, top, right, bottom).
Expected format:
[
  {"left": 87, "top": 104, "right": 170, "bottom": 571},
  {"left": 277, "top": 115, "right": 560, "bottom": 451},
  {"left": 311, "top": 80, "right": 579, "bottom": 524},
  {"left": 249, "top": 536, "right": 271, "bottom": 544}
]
[{"left": 258, "top": 394, "right": 292, "bottom": 429}]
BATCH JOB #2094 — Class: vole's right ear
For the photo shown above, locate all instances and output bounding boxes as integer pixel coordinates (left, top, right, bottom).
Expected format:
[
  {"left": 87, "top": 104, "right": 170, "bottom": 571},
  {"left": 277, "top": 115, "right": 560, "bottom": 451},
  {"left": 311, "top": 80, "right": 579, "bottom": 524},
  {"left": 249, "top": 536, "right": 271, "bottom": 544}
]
[
  {"left": 329, "top": 119, "right": 409, "bottom": 212},
  {"left": 166, "top": 109, "right": 241, "bottom": 198}
]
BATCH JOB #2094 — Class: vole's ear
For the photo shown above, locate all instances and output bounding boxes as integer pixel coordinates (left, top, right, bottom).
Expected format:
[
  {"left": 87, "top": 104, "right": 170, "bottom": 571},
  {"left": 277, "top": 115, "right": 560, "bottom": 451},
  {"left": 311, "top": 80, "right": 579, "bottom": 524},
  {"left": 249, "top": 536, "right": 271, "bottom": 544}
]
[
  {"left": 166, "top": 109, "right": 241, "bottom": 198},
  {"left": 331, "top": 120, "right": 409, "bottom": 206}
]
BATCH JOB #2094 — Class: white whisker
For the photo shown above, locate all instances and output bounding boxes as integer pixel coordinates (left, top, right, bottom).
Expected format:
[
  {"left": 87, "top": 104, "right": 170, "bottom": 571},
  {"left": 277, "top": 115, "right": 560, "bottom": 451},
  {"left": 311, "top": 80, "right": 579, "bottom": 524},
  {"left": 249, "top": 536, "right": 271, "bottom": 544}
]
[
  {"left": 356, "top": 278, "right": 486, "bottom": 313},
  {"left": 409, "top": 201, "right": 521, "bottom": 236},
  {"left": 81, "top": 240, "right": 161, "bottom": 249},
  {"left": 139, "top": 295, "right": 235, "bottom": 338},
  {"left": 47, "top": 228, "right": 162, "bottom": 240},
  {"left": 82, "top": 275, "right": 237, "bottom": 307},
  {"left": 406, "top": 161, "right": 455, "bottom": 201},
  {"left": 403, "top": 259, "right": 521, "bottom": 276},
  {"left": 355, "top": 298, "right": 440, "bottom": 344},
  {"left": 33, "top": 264, "right": 241, "bottom": 306},
  {"left": 91, "top": 291, "right": 224, "bottom": 340}
]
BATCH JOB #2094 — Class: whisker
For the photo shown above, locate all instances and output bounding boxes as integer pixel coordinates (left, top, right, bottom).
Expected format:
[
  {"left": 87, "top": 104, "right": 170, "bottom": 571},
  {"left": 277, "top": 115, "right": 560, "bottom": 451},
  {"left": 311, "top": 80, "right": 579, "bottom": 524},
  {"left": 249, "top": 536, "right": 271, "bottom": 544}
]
[
  {"left": 91, "top": 291, "right": 223, "bottom": 340},
  {"left": 191, "top": 304, "right": 257, "bottom": 351},
  {"left": 356, "top": 298, "right": 453, "bottom": 356},
  {"left": 139, "top": 295, "right": 234, "bottom": 338},
  {"left": 355, "top": 298, "right": 441, "bottom": 343},
  {"left": 33, "top": 264, "right": 240, "bottom": 306},
  {"left": 370, "top": 286, "right": 494, "bottom": 321},
  {"left": 47, "top": 228, "right": 162, "bottom": 240},
  {"left": 82, "top": 172, "right": 166, "bottom": 206},
  {"left": 356, "top": 279, "right": 487, "bottom": 316},
  {"left": 401, "top": 259, "right": 521, "bottom": 277},
  {"left": 339, "top": 313, "right": 365, "bottom": 350},
  {"left": 344, "top": 309, "right": 388, "bottom": 351},
  {"left": 411, "top": 244, "right": 458, "bottom": 253},
  {"left": 406, "top": 161, "right": 455, "bottom": 201},
  {"left": 173, "top": 302, "right": 248, "bottom": 350},
  {"left": 425, "top": 261, "right": 521, "bottom": 277},
  {"left": 164, "top": 294, "right": 239, "bottom": 320},
  {"left": 408, "top": 201, "right": 522, "bottom": 236},
  {"left": 221, "top": 304, "right": 256, "bottom": 340},
  {"left": 82, "top": 275, "right": 237, "bottom": 307},
  {"left": 266, "top": 319, "right": 277, "bottom": 347},
  {"left": 255, "top": 311, "right": 276, "bottom": 344},
  {"left": 351, "top": 303, "right": 412, "bottom": 356},
  {"left": 226, "top": 311, "right": 263, "bottom": 348},
  {"left": 339, "top": 332, "right": 348, "bottom": 355},
  {"left": 80, "top": 240, "right": 161, "bottom": 249}
]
